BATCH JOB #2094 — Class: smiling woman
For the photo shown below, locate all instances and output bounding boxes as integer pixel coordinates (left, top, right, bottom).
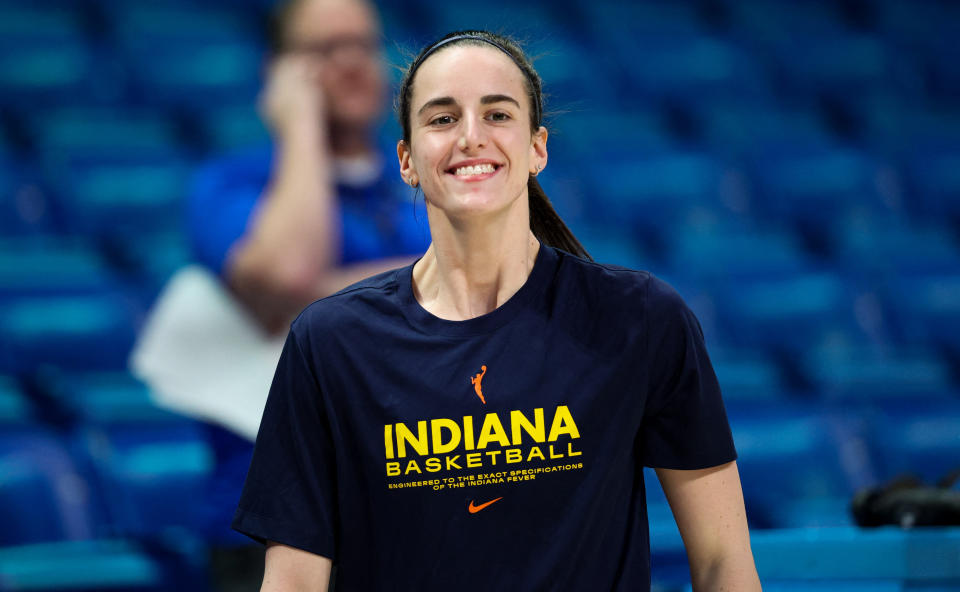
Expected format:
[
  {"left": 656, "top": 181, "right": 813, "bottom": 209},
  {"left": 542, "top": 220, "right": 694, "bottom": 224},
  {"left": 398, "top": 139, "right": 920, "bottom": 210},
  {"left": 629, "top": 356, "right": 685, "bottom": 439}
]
[
  {"left": 232, "top": 30, "right": 761, "bottom": 592},
  {"left": 396, "top": 31, "right": 590, "bottom": 267}
]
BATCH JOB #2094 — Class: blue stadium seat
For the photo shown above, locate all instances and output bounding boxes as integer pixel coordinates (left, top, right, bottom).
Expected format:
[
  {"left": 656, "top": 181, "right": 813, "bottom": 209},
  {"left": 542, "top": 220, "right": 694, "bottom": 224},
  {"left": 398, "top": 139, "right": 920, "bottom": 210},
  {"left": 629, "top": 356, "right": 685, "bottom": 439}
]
[
  {"left": 127, "top": 41, "right": 263, "bottom": 108},
  {"left": 709, "top": 346, "right": 789, "bottom": 401},
  {"left": 769, "top": 33, "right": 904, "bottom": 99},
  {"left": 30, "top": 370, "right": 215, "bottom": 541},
  {"left": 375, "top": 1, "right": 432, "bottom": 46},
  {"left": 0, "top": 158, "right": 57, "bottom": 236},
  {"left": 843, "top": 92, "right": 917, "bottom": 153},
  {"left": 693, "top": 100, "right": 833, "bottom": 159},
  {"left": 27, "top": 108, "right": 184, "bottom": 161},
  {"left": 749, "top": 526, "right": 960, "bottom": 589},
  {"left": 0, "top": 5, "right": 116, "bottom": 108},
  {"left": 109, "top": 5, "right": 263, "bottom": 108},
  {"left": 728, "top": 401, "right": 863, "bottom": 528},
  {"left": 865, "top": 398, "right": 960, "bottom": 484},
  {"left": 586, "top": 150, "right": 727, "bottom": 237},
  {"left": 885, "top": 272, "right": 960, "bottom": 352},
  {"left": 78, "top": 420, "right": 214, "bottom": 539},
  {"left": 36, "top": 370, "right": 184, "bottom": 425},
  {"left": 663, "top": 221, "right": 813, "bottom": 281},
  {"left": 0, "top": 238, "right": 117, "bottom": 299},
  {"left": 610, "top": 35, "right": 769, "bottom": 104},
  {"left": 829, "top": 215, "right": 960, "bottom": 277},
  {"left": 748, "top": 145, "right": 890, "bottom": 239},
  {"left": 527, "top": 36, "right": 618, "bottom": 107},
  {"left": 714, "top": 271, "right": 858, "bottom": 353},
  {"left": 120, "top": 232, "right": 193, "bottom": 302},
  {"left": 725, "top": 0, "right": 846, "bottom": 45},
  {"left": 110, "top": 4, "right": 260, "bottom": 47},
  {"left": 0, "top": 426, "right": 97, "bottom": 545},
  {"left": 0, "top": 376, "right": 32, "bottom": 424},
  {"left": 0, "top": 539, "right": 169, "bottom": 592},
  {"left": 192, "top": 103, "right": 269, "bottom": 154},
  {"left": 922, "top": 38, "right": 960, "bottom": 100},
  {"left": 426, "top": 2, "right": 572, "bottom": 42},
  {"left": 0, "top": 294, "right": 139, "bottom": 373},
  {"left": 814, "top": 91, "right": 960, "bottom": 158},
  {"left": 569, "top": 224, "right": 648, "bottom": 270},
  {"left": 876, "top": 0, "right": 960, "bottom": 65},
  {"left": 0, "top": 121, "right": 13, "bottom": 158},
  {"left": 801, "top": 344, "right": 955, "bottom": 402},
  {"left": 0, "top": 2, "right": 83, "bottom": 40},
  {"left": 593, "top": 0, "right": 707, "bottom": 34},
  {"left": 903, "top": 143, "right": 960, "bottom": 221},
  {"left": 43, "top": 153, "right": 190, "bottom": 239},
  {"left": 894, "top": 105, "right": 960, "bottom": 148},
  {"left": 551, "top": 108, "right": 677, "bottom": 162}
]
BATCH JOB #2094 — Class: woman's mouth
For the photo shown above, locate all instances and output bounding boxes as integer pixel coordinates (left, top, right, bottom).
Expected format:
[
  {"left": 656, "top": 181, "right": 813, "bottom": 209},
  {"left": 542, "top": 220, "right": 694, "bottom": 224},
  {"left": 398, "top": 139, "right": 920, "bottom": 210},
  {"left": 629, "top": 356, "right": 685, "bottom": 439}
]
[{"left": 447, "top": 162, "right": 501, "bottom": 181}]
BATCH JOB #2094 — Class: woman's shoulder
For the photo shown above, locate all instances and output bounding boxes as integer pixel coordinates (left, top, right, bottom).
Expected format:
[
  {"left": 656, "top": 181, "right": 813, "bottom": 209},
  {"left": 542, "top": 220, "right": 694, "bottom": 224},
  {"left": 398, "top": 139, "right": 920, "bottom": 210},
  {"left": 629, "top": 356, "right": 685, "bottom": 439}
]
[
  {"left": 552, "top": 248, "right": 691, "bottom": 317},
  {"left": 554, "top": 248, "right": 662, "bottom": 296},
  {"left": 291, "top": 265, "right": 409, "bottom": 333}
]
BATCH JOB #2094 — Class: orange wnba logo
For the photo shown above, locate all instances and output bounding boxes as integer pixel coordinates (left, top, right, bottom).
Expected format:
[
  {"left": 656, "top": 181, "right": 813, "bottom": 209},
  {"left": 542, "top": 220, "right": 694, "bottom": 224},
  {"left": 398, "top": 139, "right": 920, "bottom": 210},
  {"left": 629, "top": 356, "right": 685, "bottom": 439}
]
[{"left": 470, "top": 365, "right": 487, "bottom": 404}]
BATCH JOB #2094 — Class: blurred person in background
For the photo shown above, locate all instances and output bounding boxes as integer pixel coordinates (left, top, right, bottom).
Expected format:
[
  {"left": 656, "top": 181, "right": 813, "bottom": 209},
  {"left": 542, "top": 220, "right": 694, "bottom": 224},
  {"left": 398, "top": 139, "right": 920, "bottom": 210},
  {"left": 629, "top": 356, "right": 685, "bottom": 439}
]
[
  {"left": 188, "top": 0, "right": 428, "bottom": 336},
  {"left": 134, "top": 0, "right": 427, "bottom": 589}
]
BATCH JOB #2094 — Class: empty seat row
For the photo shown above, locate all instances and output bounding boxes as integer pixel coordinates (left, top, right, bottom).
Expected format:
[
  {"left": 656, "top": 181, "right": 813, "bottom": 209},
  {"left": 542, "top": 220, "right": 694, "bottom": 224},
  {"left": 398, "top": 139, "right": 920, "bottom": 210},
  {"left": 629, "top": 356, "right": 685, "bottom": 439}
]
[
  {"left": 1, "top": 2, "right": 959, "bottom": 112},
  {"left": 0, "top": 372, "right": 214, "bottom": 543}
]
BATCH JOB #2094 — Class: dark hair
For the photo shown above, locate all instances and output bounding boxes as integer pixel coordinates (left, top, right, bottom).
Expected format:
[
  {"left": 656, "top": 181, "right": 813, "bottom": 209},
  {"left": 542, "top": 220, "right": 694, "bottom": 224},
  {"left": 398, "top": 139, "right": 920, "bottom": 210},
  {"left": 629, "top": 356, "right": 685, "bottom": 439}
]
[
  {"left": 396, "top": 30, "right": 591, "bottom": 261},
  {"left": 266, "top": 0, "right": 300, "bottom": 55}
]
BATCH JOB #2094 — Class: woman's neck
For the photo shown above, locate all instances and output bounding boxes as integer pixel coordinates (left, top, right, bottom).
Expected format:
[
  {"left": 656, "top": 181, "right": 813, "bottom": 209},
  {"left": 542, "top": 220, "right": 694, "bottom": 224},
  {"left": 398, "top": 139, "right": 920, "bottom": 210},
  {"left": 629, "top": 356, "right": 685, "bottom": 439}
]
[
  {"left": 328, "top": 122, "right": 373, "bottom": 158},
  {"left": 413, "top": 200, "right": 540, "bottom": 321}
]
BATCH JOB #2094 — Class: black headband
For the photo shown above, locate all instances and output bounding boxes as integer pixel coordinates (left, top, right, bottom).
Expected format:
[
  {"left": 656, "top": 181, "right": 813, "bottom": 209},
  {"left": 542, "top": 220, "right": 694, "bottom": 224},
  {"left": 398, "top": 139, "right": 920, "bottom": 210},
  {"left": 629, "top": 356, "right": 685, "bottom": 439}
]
[{"left": 408, "top": 34, "right": 542, "bottom": 126}]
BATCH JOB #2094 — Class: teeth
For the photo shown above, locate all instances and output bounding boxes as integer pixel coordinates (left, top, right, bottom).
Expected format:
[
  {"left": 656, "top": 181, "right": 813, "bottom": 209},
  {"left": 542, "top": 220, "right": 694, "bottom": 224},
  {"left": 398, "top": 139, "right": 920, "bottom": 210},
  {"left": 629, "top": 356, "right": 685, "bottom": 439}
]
[{"left": 454, "top": 163, "right": 496, "bottom": 176}]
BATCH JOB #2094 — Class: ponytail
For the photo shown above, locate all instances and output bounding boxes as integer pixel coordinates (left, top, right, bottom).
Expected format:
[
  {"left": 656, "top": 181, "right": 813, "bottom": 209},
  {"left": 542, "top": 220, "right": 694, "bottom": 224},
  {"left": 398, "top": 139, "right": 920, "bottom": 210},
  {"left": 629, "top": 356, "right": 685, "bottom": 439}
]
[{"left": 528, "top": 177, "right": 591, "bottom": 260}]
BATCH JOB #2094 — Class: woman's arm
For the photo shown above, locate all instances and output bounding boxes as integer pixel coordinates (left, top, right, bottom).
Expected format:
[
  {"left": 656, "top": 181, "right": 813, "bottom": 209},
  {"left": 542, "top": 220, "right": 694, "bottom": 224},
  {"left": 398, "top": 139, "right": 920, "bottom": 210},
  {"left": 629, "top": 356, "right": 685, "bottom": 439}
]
[
  {"left": 225, "top": 54, "right": 339, "bottom": 335},
  {"left": 656, "top": 461, "right": 762, "bottom": 592},
  {"left": 261, "top": 541, "right": 333, "bottom": 592}
]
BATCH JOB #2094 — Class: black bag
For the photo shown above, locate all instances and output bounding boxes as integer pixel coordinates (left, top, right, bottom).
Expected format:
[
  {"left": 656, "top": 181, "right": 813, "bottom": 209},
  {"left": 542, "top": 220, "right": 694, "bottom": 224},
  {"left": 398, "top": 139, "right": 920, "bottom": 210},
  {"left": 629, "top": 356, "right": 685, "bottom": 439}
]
[{"left": 851, "top": 470, "right": 960, "bottom": 528}]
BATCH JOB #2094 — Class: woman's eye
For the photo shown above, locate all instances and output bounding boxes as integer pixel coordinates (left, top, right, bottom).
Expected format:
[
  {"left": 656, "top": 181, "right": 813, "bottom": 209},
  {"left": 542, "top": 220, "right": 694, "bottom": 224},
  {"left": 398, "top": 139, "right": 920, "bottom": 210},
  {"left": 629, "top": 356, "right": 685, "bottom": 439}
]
[
  {"left": 431, "top": 115, "right": 454, "bottom": 125},
  {"left": 489, "top": 111, "right": 510, "bottom": 121}
]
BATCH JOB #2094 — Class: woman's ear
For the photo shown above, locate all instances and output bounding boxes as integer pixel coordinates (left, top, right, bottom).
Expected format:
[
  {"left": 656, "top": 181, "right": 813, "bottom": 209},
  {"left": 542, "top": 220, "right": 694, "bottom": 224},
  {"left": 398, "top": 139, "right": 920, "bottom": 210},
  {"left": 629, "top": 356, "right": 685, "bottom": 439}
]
[
  {"left": 397, "top": 140, "right": 419, "bottom": 187},
  {"left": 529, "top": 126, "right": 548, "bottom": 175}
]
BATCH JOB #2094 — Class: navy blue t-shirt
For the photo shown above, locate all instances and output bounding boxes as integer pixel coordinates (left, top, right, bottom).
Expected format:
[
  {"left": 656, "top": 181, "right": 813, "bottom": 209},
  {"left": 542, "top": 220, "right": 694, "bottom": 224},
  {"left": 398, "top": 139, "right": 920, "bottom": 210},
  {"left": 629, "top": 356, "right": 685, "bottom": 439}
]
[{"left": 233, "top": 245, "right": 736, "bottom": 591}]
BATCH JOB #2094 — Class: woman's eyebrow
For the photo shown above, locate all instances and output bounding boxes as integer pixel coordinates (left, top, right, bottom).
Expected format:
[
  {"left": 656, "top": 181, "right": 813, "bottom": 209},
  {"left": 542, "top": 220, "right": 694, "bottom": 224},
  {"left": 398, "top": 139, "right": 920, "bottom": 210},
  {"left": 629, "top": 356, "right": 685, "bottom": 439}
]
[
  {"left": 418, "top": 96, "right": 456, "bottom": 115},
  {"left": 480, "top": 94, "right": 520, "bottom": 108}
]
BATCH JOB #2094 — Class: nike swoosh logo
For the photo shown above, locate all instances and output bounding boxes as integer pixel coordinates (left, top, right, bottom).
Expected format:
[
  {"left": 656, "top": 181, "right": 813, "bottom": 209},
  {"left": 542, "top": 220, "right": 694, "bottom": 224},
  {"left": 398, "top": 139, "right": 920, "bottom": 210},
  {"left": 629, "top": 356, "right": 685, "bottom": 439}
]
[{"left": 468, "top": 497, "right": 503, "bottom": 514}]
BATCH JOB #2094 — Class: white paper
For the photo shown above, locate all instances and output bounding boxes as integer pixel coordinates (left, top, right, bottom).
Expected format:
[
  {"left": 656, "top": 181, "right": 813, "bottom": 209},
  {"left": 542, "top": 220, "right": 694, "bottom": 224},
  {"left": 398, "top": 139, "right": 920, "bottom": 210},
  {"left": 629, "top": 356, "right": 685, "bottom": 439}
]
[{"left": 130, "top": 265, "right": 284, "bottom": 441}]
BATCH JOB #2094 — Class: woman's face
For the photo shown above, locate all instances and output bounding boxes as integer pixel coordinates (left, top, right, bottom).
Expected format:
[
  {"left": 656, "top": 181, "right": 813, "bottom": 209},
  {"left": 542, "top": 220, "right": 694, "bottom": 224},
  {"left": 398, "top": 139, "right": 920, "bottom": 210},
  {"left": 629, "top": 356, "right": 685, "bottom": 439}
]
[{"left": 399, "top": 45, "right": 547, "bottom": 220}]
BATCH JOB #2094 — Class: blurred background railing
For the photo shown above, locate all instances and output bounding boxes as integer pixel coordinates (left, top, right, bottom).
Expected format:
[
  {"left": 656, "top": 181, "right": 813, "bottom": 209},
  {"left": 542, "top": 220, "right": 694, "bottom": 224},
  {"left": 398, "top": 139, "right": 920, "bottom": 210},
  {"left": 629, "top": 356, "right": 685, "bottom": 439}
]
[{"left": 0, "top": 0, "right": 958, "bottom": 590}]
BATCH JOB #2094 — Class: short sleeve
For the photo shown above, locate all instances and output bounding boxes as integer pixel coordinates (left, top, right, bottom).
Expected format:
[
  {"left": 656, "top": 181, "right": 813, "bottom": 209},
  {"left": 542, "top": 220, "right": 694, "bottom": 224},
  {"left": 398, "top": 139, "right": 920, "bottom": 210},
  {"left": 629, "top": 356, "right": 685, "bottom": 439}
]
[
  {"left": 186, "top": 152, "right": 267, "bottom": 276},
  {"left": 638, "top": 276, "right": 737, "bottom": 470},
  {"left": 231, "top": 327, "right": 339, "bottom": 559}
]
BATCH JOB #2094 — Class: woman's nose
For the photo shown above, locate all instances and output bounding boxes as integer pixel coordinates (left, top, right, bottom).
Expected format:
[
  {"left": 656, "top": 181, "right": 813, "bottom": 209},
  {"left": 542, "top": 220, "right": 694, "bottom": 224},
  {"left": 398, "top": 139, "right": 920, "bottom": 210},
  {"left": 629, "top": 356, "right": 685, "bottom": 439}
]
[{"left": 458, "top": 115, "right": 486, "bottom": 151}]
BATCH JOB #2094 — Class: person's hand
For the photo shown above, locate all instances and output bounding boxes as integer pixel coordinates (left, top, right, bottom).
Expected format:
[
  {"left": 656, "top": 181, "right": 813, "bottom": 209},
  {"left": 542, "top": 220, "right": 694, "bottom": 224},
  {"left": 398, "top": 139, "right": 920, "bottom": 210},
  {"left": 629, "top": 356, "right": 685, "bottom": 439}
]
[{"left": 259, "top": 54, "right": 327, "bottom": 138}]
